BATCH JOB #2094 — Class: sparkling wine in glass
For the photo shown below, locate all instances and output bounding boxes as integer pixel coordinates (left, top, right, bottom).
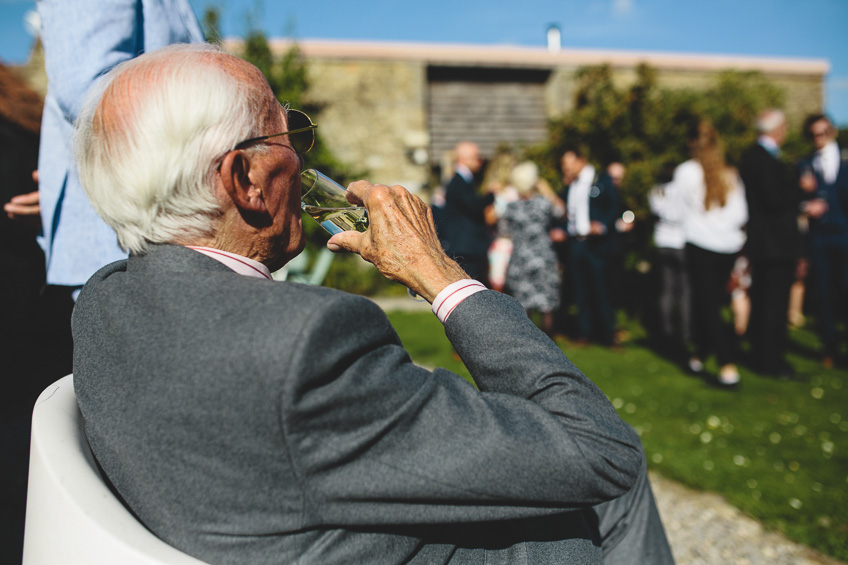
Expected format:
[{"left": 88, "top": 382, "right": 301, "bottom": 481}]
[
  {"left": 302, "top": 204, "right": 369, "bottom": 234},
  {"left": 301, "top": 169, "right": 369, "bottom": 235}
]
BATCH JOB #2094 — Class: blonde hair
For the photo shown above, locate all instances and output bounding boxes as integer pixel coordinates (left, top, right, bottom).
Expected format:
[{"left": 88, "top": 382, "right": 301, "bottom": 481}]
[
  {"left": 510, "top": 161, "right": 539, "bottom": 195},
  {"left": 691, "top": 121, "right": 730, "bottom": 210}
]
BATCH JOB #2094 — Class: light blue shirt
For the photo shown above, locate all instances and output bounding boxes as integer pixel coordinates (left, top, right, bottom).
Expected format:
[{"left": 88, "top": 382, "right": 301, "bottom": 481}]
[
  {"left": 37, "top": 0, "right": 203, "bottom": 288},
  {"left": 757, "top": 135, "right": 781, "bottom": 158}
]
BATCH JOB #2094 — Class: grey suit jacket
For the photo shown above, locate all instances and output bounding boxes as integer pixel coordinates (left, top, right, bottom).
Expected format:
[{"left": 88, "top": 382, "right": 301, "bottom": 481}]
[{"left": 73, "top": 244, "right": 642, "bottom": 565}]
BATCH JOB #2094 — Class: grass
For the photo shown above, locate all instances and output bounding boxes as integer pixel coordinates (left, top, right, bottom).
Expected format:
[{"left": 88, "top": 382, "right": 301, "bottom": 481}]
[{"left": 385, "top": 309, "right": 848, "bottom": 561}]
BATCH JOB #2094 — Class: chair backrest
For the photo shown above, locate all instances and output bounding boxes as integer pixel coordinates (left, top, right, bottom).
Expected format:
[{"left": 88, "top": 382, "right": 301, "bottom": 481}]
[{"left": 23, "top": 375, "right": 209, "bottom": 565}]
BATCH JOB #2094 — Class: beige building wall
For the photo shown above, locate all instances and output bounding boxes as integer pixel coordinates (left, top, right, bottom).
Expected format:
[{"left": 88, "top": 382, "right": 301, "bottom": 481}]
[{"left": 305, "top": 58, "right": 430, "bottom": 190}]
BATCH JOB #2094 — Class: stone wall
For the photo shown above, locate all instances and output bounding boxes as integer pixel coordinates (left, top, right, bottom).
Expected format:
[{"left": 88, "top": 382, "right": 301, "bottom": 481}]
[{"left": 305, "top": 58, "right": 429, "bottom": 190}]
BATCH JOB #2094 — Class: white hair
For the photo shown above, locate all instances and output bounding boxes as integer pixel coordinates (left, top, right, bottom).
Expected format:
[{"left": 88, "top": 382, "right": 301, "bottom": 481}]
[
  {"left": 755, "top": 108, "right": 786, "bottom": 134},
  {"left": 510, "top": 161, "right": 539, "bottom": 195},
  {"left": 74, "top": 43, "right": 271, "bottom": 254}
]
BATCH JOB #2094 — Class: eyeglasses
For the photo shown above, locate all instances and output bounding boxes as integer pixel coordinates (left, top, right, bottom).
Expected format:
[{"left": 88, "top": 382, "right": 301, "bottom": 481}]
[{"left": 232, "top": 109, "right": 317, "bottom": 155}]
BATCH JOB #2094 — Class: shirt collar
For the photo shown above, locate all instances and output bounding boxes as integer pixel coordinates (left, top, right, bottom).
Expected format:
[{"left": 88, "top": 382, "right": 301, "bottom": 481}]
[
  {"left": 185, "top": 246, "right": 273, "bottom": 280},
  {"left": 819, "top": 140, "right": 839, "bottom": 158},
  {"left": 574, "top": 163, "right": 596, "bottom": 187},
  {"left": 455, "top": 164, "right": 474, "bottom": 184},
  {"left": 758, "top": 135, "right": 780, "bottom": 157}
]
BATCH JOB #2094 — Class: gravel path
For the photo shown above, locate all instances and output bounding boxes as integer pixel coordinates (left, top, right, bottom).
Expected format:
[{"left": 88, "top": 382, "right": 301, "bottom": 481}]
[
  {"left": 369, "top": 296, "right": 845, "bottom": 564},
  {"left": 650, "top": 472, "right": 843, "bottom": 565}
]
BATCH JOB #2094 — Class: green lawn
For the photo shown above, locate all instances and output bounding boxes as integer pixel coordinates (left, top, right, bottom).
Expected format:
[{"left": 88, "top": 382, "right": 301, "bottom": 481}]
[{"left": 385, "top": 310, "right": 848, "bottom": 561}]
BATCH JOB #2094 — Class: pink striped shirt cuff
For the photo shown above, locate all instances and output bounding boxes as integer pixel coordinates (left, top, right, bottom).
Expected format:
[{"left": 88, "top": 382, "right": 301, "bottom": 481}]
[{"left": 432, "top": 280, "right": 487, "bottom": 324}]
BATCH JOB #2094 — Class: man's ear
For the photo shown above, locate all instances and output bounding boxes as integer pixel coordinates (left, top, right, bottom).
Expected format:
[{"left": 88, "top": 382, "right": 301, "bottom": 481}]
[{"left": 218, "top": 150, "right": 267, "bottom": 214}]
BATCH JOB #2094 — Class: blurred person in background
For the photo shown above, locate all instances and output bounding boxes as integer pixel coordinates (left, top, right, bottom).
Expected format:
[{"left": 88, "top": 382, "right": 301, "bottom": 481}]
[
  {"left": 607, "top": 162, "right": 626, "bottom": 187},
  {"left": 557, "top": 147, "right": 621, "bottom": 346},
  {"left": 0, "top": 62, "right": 47, "bottom": 565},
  {"left": 479, "top": 148, "right": 518, "bottom": 292},
  {"left": 798, "top": 114, "right": 848, "bottom": 368},
  {"left": 740, "top": 109, "right": 806, "bottom": 379},
  {"left": 606, "top": 161, "right": 639, "bottom": 343},
  {"left": 678, "top": 120, "right": 748, "bottom": 389},
  {"left": 499, "top": 161, "right": 564, "bottom": 335},
  {"left": 648, "top": 165, "right": 692, "bottom": 365},
  {"left": 35, "top": 0, "right": 203, "bottom": 307},
  {"left": 440, "top": 141, "right": 494, "bottom": 285},
  {"left": 608, "top": 162, "right": 635, "bottom": 235}
]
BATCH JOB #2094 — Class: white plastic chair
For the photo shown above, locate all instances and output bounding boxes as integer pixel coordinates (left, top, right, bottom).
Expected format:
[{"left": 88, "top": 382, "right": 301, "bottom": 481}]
[{"left": 23, "top": 375, "right": 209, "bottom": 565}]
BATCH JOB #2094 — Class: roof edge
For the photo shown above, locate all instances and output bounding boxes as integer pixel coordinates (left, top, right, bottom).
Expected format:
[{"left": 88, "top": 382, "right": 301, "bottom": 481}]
[{"left": 222, "top": 38, "right": 830, "bottom": 76}]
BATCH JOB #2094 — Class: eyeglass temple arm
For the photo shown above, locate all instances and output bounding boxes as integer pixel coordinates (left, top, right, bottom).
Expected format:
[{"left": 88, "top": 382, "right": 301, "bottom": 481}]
[{"left": 235, "top": 124, "right": 318, "bottom": 148}]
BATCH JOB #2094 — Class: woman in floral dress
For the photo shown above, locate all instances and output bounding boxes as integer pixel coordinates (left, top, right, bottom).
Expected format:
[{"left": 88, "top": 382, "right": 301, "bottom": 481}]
[{"left": 501, "top": 161, "right": 564, "bottom": 334}]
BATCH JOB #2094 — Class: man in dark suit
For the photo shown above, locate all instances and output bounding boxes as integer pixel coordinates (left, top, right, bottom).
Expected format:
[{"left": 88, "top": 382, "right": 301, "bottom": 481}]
[
  {"left": 557, "top": 148, "right": 621, "bottom": 346},
  {"left": 440, "top": 141, "right": 494, "bottom": 285},
  {"left": 799, "top": 114, "right": 848, "bottom": 367},
  {"left": 71, "top": 44, "right": 672, "bottom": 564},
  {"left": 740, "top": 109, "right": 803, "bottom": 378}
]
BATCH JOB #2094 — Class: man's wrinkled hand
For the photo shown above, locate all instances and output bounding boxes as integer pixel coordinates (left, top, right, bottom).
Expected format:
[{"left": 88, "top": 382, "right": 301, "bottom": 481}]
[{"left": 327, "top": 181, "right": 467, "bottom": 303}]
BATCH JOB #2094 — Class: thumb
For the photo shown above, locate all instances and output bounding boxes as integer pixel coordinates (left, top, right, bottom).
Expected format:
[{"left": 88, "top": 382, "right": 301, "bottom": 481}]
[{"left": 327, "top": 230, "right": 364, "bottom": 254}]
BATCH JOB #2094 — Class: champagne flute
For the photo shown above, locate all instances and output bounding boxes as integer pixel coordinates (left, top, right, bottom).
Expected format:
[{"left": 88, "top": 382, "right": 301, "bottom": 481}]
[
  {"left": 301, "top": 169, "right": 369, "bottom": 234},
  {"left": 300, "top": 169, "right": 424, "bottom": 301}
]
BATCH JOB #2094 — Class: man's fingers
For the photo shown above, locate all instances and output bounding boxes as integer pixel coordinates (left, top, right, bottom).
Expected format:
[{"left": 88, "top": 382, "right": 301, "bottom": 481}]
[
  {"left": 327, "top": 230, "right": 364, "bottom": 254},
  {"left": 346, "top": 181, "right": 404, "bottom": 212},
  {"left": 344, "top": 180, "right": 373, "bottom": 205}
]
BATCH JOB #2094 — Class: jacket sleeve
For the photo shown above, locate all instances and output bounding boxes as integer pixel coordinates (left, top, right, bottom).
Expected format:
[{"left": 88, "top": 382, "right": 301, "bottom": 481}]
[{"left": 282, "top": 290, "right": 642, "bottom": 527}]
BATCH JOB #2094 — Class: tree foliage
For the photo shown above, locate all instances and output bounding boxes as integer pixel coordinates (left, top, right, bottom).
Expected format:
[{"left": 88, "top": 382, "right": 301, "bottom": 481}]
[
  {"left": 240, "top": 29, "right": 362, "bottom": 184},
  {"left": 530, "top": 64, "right": 790, "bottom": 219},
  {"left": 201, "top": 6, "right": 222, "bottom": 45}
]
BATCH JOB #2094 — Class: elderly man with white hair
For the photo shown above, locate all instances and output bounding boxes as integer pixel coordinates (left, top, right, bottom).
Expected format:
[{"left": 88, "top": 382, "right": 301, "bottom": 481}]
[
  {"left": 71, "top": 43, "right": 673, "bottom": 565},
  {"left": 739, "top": 108, "right": 804, "bottom": 379}
]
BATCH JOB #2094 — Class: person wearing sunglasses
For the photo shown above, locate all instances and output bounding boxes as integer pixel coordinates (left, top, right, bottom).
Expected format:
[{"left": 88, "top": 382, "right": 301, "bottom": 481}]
[
  {"left": 71, "top": 43, "right": 672, "bottom": 565},
  {"left": 798, "top": 114, "right": 848, "bottom": 369}
]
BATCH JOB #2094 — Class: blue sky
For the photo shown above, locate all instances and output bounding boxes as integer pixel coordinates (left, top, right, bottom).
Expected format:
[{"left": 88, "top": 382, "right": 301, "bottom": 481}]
[{"left": 2, "top": 0, "right": 847, "bottom": 124}]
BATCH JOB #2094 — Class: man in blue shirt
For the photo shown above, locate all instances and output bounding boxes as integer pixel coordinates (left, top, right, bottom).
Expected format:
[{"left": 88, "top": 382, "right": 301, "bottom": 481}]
[{"left": 36, "top": 0, "right": 204, "bottom": 300}]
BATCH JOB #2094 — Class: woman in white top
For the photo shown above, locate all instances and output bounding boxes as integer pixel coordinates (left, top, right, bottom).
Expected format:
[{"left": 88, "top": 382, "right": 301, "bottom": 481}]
[
  {"left": 649, "top": 173, "right": 692, "bottom": 362},
  {"left": 675, "top": 120, "right": 748, "bottom": 388}
]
